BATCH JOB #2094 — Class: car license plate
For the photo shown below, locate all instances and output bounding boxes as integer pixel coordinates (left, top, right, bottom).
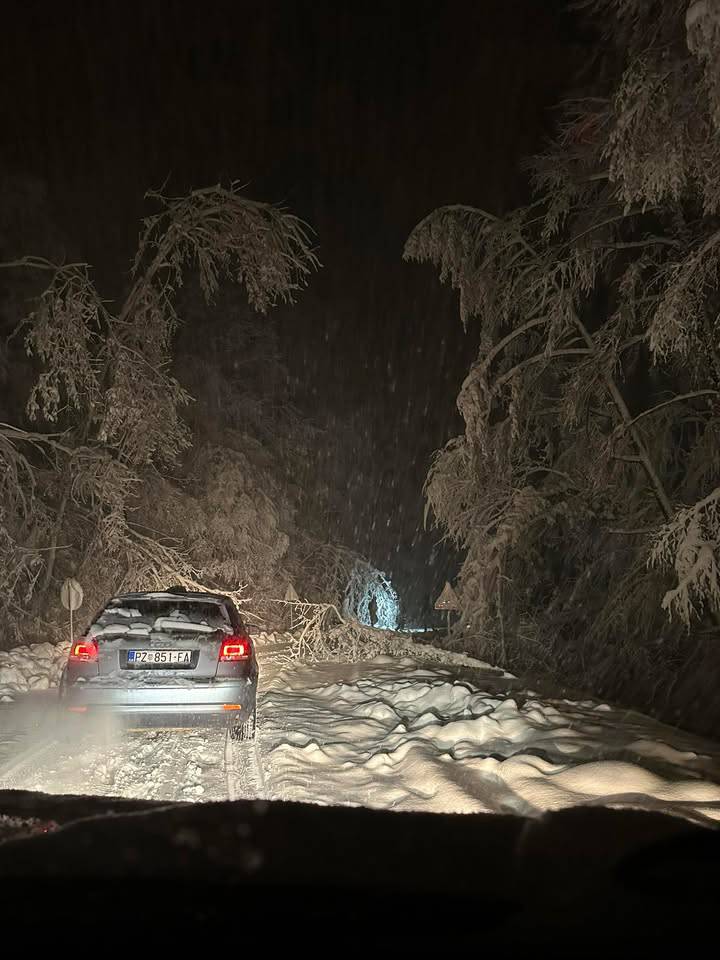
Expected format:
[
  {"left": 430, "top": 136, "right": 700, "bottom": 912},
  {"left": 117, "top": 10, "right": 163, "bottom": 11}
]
[{"left": 127, "top": 650, "right": 192, "bottom": 666}]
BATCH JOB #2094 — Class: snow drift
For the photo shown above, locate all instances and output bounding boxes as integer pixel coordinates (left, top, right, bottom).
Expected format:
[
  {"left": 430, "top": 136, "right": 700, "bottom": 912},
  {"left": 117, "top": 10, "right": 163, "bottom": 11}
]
[
  {"left": 0, "top": 641, "right": 69, "bottom": 701},
  {"left": 257, "top": 652, "right": 720, "bottom": 823}
]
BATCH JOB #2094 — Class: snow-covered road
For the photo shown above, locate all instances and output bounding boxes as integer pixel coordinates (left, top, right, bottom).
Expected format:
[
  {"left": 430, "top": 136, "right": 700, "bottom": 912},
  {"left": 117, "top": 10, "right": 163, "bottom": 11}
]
[{"left": 2, "top": 635, "right": 720, "bottom": 824}]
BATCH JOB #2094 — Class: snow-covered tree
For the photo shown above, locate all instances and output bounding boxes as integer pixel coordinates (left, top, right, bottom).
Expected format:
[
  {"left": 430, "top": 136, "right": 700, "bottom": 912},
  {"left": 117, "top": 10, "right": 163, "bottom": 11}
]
[
  {"left": 0, "top": 183, "right": 318, "bottom": 635},
  {"left": 406, "top": 0, "right": 720, "bottom": 693}
]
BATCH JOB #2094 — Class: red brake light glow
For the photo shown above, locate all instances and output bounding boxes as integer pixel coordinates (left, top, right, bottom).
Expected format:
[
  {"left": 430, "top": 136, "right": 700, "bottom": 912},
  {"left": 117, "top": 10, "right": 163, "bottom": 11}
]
[
  {"left": 69, "top": 637, "right": 98, "bottom": 662},
  {"left": 219, "top": 635, "right": 251, "bottom": 661}
]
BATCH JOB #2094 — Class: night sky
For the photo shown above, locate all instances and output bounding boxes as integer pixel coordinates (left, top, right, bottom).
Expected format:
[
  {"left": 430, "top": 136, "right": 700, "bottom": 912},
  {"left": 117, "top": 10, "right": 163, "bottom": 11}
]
[{"left": 2, "top": 0, "right": 579, "bottom": 616}]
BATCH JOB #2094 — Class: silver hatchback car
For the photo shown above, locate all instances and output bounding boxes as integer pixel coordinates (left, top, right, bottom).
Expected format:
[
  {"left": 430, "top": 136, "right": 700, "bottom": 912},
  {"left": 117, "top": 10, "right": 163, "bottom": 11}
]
[{"left": 59, "top": 588, "right": 258, "bottom": 739}]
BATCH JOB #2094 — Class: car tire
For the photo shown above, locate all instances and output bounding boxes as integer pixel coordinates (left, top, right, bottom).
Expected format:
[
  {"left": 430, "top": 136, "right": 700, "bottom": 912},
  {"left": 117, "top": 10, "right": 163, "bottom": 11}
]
[{"left": 230, "top": 708, "right": 256, "bottom": 741}]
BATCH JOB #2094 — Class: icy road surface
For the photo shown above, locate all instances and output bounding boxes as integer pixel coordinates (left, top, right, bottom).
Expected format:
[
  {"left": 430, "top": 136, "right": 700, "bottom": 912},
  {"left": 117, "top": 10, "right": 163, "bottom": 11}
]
[{"left": 2, "top": 635, "right": 720, "bottom": 823}]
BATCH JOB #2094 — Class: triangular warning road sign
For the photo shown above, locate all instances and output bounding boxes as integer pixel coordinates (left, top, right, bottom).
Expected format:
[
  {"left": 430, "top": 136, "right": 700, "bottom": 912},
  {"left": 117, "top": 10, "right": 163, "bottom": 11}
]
[{"left": 434, "top": 581, "right": 459, "bottom": 610}]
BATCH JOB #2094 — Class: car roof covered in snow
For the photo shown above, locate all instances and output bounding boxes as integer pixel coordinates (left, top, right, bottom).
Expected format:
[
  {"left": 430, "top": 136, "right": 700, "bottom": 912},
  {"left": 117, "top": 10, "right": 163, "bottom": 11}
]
[
  {"left": 102, "top": 590, "right": 245, "bottom": 628},
  {"left": 109, "top": 591, "right": 232, "bottom": 606}
]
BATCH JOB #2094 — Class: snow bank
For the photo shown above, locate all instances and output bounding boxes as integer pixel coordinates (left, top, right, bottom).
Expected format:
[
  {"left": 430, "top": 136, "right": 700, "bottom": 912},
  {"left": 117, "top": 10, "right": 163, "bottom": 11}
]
[
  {"left": 257, "top": 655, "right": 720, "bottom": 823},
  {"left": 0, "top": 641, "right": 69, "bottom": 701}
]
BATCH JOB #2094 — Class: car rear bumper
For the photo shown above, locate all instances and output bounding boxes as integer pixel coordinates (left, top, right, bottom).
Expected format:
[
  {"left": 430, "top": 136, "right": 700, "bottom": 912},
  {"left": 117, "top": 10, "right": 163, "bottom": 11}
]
[{"left": 60, "top": 679, "right": 256, "bottom": 728}]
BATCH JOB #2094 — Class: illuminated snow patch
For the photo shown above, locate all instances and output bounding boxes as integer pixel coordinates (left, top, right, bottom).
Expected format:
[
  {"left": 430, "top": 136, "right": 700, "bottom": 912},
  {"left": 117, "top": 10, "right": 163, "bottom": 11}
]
[
  {"left": 257, "top": 656, "right": 720, "bottom": 822},
  {"left": 343, "top": 561, "right": 399, "bottom": 630}
]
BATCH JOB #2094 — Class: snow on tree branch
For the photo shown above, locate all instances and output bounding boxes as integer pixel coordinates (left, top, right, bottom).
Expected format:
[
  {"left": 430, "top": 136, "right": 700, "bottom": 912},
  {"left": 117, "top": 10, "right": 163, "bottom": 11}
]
[
  {"left": 650, "top": 487, "right": 720, "bottom": 626},
  {"left": 23, "top": 264, "right": 104, "bottom": 423},
  {"left": 132, "top": 183, "right": 320, "bottom": 313},
  {"left": 686, "top": 0, "right": 720, "bottom": 126}
]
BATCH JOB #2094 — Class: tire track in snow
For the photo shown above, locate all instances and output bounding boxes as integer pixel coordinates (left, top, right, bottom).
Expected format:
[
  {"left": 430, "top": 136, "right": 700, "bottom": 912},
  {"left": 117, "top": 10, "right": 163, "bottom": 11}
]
[
  {"left": 0, "top": 728, "right": 236, "bottom": 803},
  {"left": 223, "top": 729, "right": 238, "bottom": 801},
  {"left": 0, "top": 737, "right": 59, "bottom": 785},
  {"left": 222, "top": 729, "right": 267, "bottom": 801},
  {"left": 250, "top": 738, "right": 267, "bottom": 796}
]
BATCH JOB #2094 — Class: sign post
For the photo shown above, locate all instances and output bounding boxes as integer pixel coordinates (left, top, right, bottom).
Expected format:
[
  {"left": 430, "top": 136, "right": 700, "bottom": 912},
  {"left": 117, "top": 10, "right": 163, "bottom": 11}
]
[
  {"left": 60, "top": 578, "right": 84, "bottom": 646},
  {"left": 434, "top": 581, "right": 459, "bottom": 633},
  {"left": 284, "top": 582, "right": 300, "bottom": 628}
]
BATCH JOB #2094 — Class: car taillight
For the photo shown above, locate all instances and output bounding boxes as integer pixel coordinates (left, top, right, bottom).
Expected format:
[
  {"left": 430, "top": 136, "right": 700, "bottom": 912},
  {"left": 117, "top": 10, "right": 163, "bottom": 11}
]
[
  {"left": 69, "top": 637, "right": 98, "bottom": 662},
  {"left": 219, "top": 634, "right": 251, "bottom": 661}
]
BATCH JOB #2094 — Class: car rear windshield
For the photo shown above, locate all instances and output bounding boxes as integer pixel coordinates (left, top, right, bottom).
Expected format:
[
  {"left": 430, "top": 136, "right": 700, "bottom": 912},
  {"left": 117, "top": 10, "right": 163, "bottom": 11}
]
[{"left": 91, "top": 598, "right": 232, "bottom": 637}]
